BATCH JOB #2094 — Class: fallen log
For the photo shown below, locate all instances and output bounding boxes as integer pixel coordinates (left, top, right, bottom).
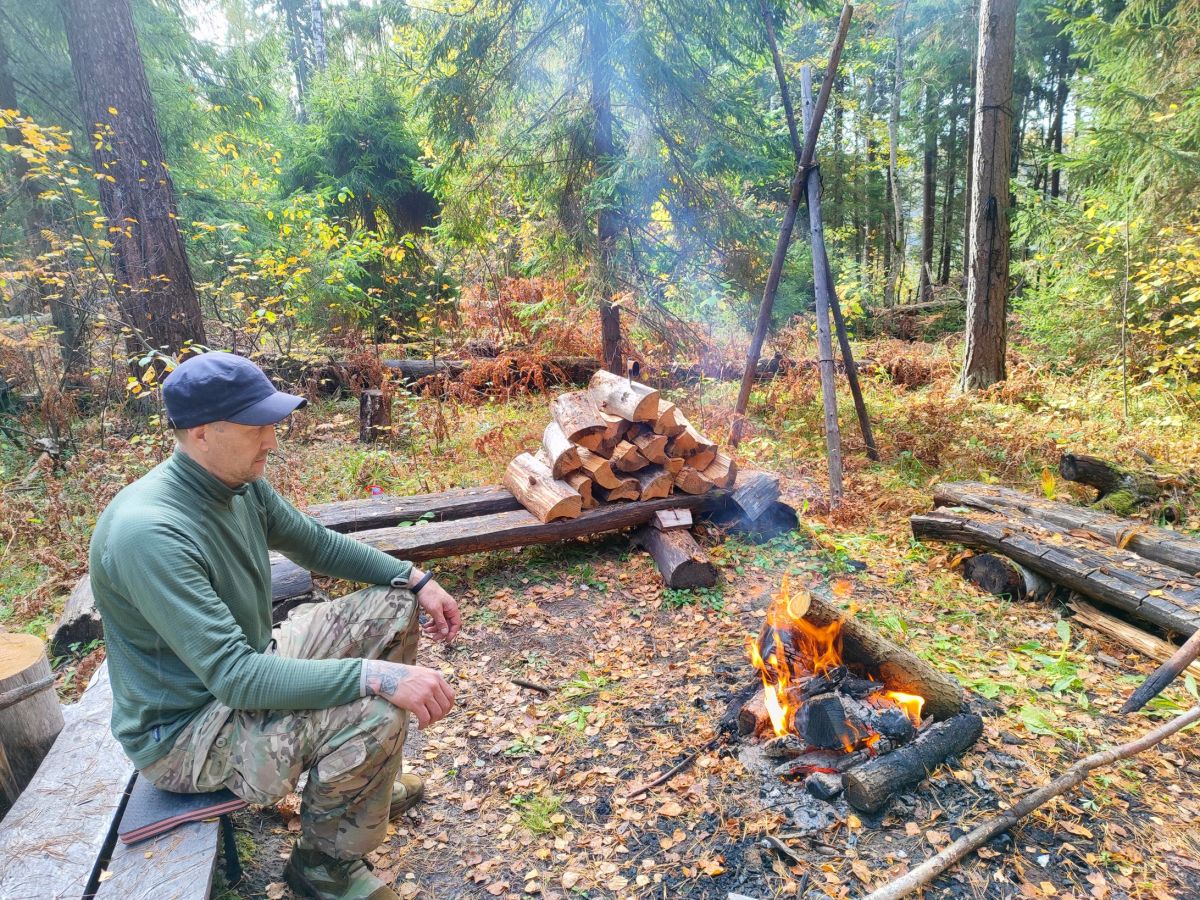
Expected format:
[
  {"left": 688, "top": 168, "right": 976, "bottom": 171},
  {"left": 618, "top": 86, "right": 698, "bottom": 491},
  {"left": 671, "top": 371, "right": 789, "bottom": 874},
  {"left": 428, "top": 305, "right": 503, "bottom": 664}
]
[
  {"left": 932, "top": 481, "right": 1200, "bottom": 576},
  {"left": 843, "top": 713, "right": 983, "bottom": 814},
  {"left": 385, "top": 355, "right": 600, "bottom": 388},
  {"left": 863, "top": 704, "right": 1200, "bottom": 900},
  {"left": 503, "top": 452, "right": 581, "bottom": 523},
  {"left": 956, "top": 552, "right": 1052, "bottom": 603},
  {"left": 1059, "top": 452, "right": 1188, "bottom": 507},
  {"left": 912, "top": 509, "right": 1200, "bottom": 636},
  {"left": 1069, "top": 598, "right": 1200, "bottom": 681},
  {"left": 632, "top": 526, "right": 717, "bottom": 589}
]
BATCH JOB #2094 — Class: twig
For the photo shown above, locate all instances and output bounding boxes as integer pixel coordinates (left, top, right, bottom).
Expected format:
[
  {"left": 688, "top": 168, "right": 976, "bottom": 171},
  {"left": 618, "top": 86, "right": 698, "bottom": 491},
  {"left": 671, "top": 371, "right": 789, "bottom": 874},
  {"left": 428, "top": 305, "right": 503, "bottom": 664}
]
[
  {"left": 761, "top": 834, "right": 803, "bottom": 867},
  {"left": 511, "top": 678, "right": 551, "bottom": 695},
  {"left": 862, "top": 704, "right": 1200, "bottom": 900},
  {"left": 626, "top": 739, "right": 716, "bottom": 799}
]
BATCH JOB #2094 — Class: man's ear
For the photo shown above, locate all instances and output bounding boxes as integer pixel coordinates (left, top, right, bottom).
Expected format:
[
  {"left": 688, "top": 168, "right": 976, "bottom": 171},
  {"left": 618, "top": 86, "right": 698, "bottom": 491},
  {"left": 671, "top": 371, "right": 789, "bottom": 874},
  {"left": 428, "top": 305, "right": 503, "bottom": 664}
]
[{"left": 188, "top": 423, "right": 208, "bottom": 449}]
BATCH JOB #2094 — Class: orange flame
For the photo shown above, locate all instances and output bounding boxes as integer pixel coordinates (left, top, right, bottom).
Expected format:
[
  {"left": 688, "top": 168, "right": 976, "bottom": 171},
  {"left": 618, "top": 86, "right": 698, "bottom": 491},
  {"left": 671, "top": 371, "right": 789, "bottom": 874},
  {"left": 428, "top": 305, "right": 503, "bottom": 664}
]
[{"left": 747, "top": 576, "right": 927, "bottom": 747}]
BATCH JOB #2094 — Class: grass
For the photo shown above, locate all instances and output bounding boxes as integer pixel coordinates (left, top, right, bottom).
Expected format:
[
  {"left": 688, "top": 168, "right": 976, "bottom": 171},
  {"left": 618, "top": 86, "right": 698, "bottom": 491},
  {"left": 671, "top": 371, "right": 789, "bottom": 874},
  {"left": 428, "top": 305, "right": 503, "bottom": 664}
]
[{"left": 510, "top": 792, "right": 567, "bottom": 835}]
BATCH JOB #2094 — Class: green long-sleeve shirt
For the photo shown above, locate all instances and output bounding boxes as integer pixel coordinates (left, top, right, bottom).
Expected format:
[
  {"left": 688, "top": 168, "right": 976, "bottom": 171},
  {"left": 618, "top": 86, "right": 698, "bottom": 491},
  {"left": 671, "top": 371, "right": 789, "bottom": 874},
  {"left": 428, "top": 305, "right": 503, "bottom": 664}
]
[{"left": 89, "top": 448, "right": 413, "bottom": 768}]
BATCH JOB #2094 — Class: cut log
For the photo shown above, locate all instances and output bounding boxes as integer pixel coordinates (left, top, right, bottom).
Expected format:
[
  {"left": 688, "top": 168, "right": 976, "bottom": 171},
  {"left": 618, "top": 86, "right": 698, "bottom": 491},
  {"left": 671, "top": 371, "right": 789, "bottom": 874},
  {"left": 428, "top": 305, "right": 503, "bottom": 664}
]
[
  {"left": 663, "top": 456, "right": 685, "bottom": 476},
  {"left": 358, "top": 388, "right": 390, "bottom": 443},
  {"left": 737, "top": 689, "right": 771, "bottom": 736},
  {"left": 0, "top": 634, "right": 64, "bottom": 817},
  {"left": 565, "top": 471, "right": 596, "bottom": 509},
  {"left": 1059, "top": 452, "right": 1183, "bottom": 505},
  {"left": 630, "top": 428, "right": 670, "bottom": 464},
  {"left": 701, "top": 452, "right": 738, "bottom": 489},
  {"left": 352, "top": 488, "right": 734, "bottom": 562},
  {"left": 1069, "top": 598, "right": 1200, "bottom": 682},
  {"left": 653, "top": 508, "right": 693, "bottom": 531},
  {"left": 0, "top": 663, "right": 135, "bottom": 898},
  {"left": 599, "top": 412, "right": 627, "bottom": 443},
  {"left": 611, "top": 440, "right": 650, "bottom": 473},
  {"left": 932, "top": 481, "right": 1200, "bottom": 576},
  {"left": 589, "top": 369, "right": 660, "bottom": 422},
  {"left": 674, "top": 467, "right": 715, "bottom": 495},
  {"left": 307, "top": 486, "right": 522, "bottom": 532},
  {"left": 912, "top": 509, "right": 1200, "bottom": 636},
  {"left": 957, "top": 553, "right": 1052, "bottom": 602},
  {"left": 632, "top": 526, "right": 718, "bottom": 588},
  {"left": 577, "top": 448, "right": 623, "bottom": 489},
  {"left": 503, "top": 452, "right": 582, "bottom": 523},
  {"left": 594, "top": 478, "right": 640, "bottom": 503},
  {"left": 653, "top": 401, "right": 687, "bottom": 437},
  {"left": 551, "top": 390, "right": 606, "bottom": 446},
  {"left": 805, "top": 593, "right": 965, "bottom": 721},
  {"left": 843, "top": 713, "right": 984, "bottom": 813},
  {"left": 542, "top": 421, "right": 582, "bottom": 479},
  {"left": 633, "top": 465, "right": 674, "bottom": 501},
  {"left": 685, "top": 447, "right": 717, "bottom": 471}
]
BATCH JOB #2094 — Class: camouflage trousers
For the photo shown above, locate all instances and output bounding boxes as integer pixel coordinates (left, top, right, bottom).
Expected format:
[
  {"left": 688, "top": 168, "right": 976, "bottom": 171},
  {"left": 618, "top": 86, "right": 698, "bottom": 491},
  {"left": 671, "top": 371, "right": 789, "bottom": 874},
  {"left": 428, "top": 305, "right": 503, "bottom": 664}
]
[{"left": 141, "top": 584, "right": 419, "bottom": 859}]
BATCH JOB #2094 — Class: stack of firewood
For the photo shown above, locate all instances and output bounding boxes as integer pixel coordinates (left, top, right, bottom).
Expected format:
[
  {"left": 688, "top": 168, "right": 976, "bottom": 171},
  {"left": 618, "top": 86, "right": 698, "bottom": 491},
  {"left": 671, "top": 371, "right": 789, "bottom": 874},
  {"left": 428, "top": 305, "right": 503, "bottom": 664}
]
[{"left": 504, "top": 370, "right": 737, "bottom": 522}]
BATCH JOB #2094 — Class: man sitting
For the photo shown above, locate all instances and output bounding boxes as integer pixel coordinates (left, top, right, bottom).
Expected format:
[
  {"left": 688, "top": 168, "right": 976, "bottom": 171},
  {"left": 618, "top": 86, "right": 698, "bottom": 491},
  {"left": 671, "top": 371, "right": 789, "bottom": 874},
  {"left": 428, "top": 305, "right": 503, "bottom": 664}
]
[{"left": 89, "top": 351, "right": 459, "bottom": 899}]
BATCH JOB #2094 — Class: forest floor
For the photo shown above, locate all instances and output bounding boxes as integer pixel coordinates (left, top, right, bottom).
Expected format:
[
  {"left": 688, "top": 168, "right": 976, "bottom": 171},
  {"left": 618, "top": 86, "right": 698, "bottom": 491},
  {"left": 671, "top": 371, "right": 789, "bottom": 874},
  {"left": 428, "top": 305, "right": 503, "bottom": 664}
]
[{"left": 5, "top": 335, "right": 1200, "bottom": 899}]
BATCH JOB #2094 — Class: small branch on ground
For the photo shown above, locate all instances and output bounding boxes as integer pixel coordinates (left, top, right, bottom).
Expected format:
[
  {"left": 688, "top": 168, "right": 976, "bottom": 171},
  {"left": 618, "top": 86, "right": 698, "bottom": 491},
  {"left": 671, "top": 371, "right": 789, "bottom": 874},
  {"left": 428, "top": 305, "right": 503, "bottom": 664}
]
[
  {"left": 862, "top": 704, "right": 1200, "bottom": 900},
  {"left": 511, "top": 678, "right": 551, "bottom": 695}
]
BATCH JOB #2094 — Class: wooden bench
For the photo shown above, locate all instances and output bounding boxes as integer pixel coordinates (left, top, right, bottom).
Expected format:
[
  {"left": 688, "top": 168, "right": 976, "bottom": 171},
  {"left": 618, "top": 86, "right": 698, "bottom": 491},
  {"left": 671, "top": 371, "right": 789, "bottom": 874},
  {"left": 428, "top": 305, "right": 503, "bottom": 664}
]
[{"left": 0, "top": 663, "right": 235, "bottom": 899}]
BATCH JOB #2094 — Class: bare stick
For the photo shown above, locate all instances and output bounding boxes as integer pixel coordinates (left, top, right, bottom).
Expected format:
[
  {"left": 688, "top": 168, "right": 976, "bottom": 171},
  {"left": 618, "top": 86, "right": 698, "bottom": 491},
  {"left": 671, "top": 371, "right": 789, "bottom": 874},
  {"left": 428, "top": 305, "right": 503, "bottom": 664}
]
[
  {"left": 511, "top": 678, "right": 552, "bottom": 695},
  {"left": 1120, "top": 628, "right": 1200, "bottom": 714},
  {"left": 626, "top": 741, "right": 714, "bottom": 799},
  {"left": 730, "top": 3, "right": 853, "bottom": 446},
  {"left": 863, "top": 705, "right": 1200, "bottom": 900}
]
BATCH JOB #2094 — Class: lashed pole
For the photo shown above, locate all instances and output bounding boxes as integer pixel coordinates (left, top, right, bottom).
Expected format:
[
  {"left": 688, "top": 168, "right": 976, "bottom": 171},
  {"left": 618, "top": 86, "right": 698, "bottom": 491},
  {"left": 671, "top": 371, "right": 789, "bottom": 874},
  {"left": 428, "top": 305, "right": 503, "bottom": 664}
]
[
  {"left": 761, "top": 0, "right": 878, "bottom": 462},
  {"left": 730, "top": 3, "right": 853, "bottom": 447},
  {"left": 800, "top": 67, "right": 843, "bottom": 507}
]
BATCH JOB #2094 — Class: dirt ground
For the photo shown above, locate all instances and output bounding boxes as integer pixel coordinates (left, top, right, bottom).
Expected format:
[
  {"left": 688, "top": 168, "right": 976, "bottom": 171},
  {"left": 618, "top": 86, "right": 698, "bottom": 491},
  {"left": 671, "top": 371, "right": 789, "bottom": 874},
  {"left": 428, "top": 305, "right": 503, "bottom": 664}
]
[{"left": 213, "top": 478, "right": 1200, "bottom": 900}]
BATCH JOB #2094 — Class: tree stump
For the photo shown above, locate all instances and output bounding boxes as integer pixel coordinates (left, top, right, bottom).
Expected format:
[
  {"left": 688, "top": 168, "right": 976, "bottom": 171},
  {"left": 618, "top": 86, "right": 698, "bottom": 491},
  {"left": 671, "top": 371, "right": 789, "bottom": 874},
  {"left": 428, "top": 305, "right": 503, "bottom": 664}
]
[
  {"left": 358, "top": 388, "right": 391, "bottom": 443},
  {"left": 633, "top": 526, "right": 718, "bottom": 589},
  {"left": 0, "top": 633, "right": 64, "bottom": 815}
]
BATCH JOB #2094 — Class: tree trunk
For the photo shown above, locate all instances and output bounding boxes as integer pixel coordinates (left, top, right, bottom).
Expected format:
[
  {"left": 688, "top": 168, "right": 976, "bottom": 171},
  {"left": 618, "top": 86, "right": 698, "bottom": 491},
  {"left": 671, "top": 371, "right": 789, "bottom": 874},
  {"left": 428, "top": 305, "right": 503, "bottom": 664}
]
[
  {"left": 963, "top": 55, "right": 977, "bottom": 281},
  {"left": 60, "top": 0, "right": 207, "bottom": 363},
  {"left": 884, "top": 0, "right": 908, "bottom": 308},
  {"left": 586, "top": 1, "right": 622, "bottom": 373},
  {"left": 938, "top": 88, "right": 959, "bottom": 286},
  {"left": 1049, "top": 36, "right": 1070, "bottom": 199},
  {"left": 918, "top": 87, "right": 938, "bottom": 302},
  {"left": 959, "top": 0, "right": 1016, "bottom": 392},
  {"left": 309, "top": 0, "right": 327, "bottom": 71},
  {"left": 280, "top": 0, "right": 311, "bottom": 114}
]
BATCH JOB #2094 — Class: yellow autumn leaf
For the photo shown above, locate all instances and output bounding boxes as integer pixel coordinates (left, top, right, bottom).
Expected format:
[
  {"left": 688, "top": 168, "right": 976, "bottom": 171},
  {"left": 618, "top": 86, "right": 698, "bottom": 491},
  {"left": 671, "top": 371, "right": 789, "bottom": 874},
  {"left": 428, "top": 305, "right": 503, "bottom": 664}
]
[
  {"left": 1040, "top": 467, "right": 1056, "bottom": 499},
  {"left": 107, "top": 106, "right": 118, "bottom": 115}
]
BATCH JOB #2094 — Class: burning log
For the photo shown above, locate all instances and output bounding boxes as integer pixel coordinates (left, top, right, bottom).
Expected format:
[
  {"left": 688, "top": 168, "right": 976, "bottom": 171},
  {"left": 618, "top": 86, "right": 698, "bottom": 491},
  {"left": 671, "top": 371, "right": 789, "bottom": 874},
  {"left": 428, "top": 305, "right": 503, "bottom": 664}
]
[
  {"left": 842, "top": 713, "right": 984, "bottom": 813},
  {"left": 632, "top": 525, "right": 717, "bottom": 589},
  {"left": 502, "top": 452, "right": 582, "bottom": 523},
  {"left": 551, "top": 391, "right": 606, "bottom": 451},
  {"left": 589, "top": 369, "right": 660, "bottom": 422},
  {"left": 737, "top": 690, "right": 771, "bottom": 737},
  {"left": 542, "top": 422, "right": 582, "bottom": 479}
]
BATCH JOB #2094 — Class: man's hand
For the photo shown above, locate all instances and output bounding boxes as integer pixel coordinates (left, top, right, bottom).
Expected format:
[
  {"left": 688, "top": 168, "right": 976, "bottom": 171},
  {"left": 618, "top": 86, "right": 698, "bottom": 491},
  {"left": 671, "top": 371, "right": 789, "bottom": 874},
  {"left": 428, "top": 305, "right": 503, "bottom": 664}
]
[
  {"left": 413, "top": 578, "right": 461, "bottom": 643},
  {"left": 364, "top": 660, "right": 455, "bottom": 728}
]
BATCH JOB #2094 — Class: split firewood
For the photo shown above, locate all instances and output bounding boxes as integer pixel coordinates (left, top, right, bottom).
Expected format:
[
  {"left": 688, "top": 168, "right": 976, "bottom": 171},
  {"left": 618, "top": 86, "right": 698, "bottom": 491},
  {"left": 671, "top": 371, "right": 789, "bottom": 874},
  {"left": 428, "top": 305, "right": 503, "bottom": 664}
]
[
  {"left": 594, "top": 477, "right": 640, "bottom": 503},
  {"left": 577, "top": 448, "right": 622, "bottom": 489},
  {"left": 599, "top": 412, "right": 627, "bottom": 443},
  {"left": 611, "top": 440, "right": 650, "bottom": 473},
  {"left": 633, "top": 465, "right": 673, "bottom": 501},
  {"left": 685, "top": 446, "right": 717, "bottom": 471},
  {"left": 863, "top": 704, "right": 1200, "bottom": 900},
  {"left": 542, "top": 421, "right": 582, "bottom": 479},
  {"left": 551, "top": 391, "right": 606, "bottom": 450},
  {"left": 674, "top": 467, "right": 715, "bottom": 495},
  {"left": 503, "top": 452, "right": 582, "bottom": 523},
  {"left": 652, "top": 400, "right": 687, "bottom": 437},
  {"left": 630, "top": 427, "right": 670, "bottom": 464},
  {"left": 589, "top": 369, "right": 660, "bottom": 422},
  {"left": 663, "top": 456, "right": 685, "bottom": 476},
  {"left": 565, "top": 471, "right": 596, "bottom": 509},
  {"left": 701, "top": 452, "right": 738, "bottom": 489}
]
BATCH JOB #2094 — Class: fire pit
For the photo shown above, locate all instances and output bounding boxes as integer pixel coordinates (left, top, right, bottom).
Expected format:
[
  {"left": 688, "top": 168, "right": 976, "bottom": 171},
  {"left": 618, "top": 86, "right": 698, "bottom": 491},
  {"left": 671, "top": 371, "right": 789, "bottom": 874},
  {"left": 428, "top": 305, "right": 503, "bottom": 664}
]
[{"left": 734, "top": 577, "right": 983, "bottom": 818}]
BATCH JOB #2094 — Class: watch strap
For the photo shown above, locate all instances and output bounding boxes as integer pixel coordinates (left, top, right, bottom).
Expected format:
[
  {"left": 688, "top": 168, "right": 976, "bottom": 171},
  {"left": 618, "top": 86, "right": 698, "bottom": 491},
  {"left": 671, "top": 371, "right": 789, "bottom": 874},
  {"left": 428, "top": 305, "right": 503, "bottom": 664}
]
[{"left": 410, "top": 571, "right": 434, "bottom": 594}]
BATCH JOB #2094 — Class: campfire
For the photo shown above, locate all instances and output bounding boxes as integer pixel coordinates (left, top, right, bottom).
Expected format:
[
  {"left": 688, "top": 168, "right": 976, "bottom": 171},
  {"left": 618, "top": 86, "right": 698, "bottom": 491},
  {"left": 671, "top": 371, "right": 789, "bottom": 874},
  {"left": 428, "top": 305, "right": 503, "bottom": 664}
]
[
  {"left": 747, "top": 576, "right": 925, "bottom": 754},
  {"left": 733, "top": 578, "right": 983, "bottom": 816}
]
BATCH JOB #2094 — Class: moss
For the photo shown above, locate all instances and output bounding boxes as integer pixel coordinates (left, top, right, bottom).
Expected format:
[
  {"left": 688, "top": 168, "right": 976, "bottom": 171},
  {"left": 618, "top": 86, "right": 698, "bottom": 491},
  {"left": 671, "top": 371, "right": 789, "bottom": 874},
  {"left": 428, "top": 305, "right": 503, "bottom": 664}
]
[{"left": 1094, "top": 489, "right": 1139, "bottom": 516}]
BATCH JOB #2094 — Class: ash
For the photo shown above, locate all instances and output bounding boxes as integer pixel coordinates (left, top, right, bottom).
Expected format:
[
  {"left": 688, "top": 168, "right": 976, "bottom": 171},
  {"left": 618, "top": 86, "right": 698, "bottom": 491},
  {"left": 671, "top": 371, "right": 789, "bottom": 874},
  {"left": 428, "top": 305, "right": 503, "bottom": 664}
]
[{"left": 738, "top": 742, "right": 848, "bottom": 836}]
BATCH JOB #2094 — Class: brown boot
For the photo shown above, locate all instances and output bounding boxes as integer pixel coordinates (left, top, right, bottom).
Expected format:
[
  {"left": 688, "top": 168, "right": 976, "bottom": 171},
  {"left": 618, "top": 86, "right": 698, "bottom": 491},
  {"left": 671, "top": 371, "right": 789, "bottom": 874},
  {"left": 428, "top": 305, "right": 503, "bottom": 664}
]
[
  {"left": 388, "top": 773, "right": 425, "bottom": 820},
  {"left": 283, "top": 845, "right": 398, "bottom": 899}
]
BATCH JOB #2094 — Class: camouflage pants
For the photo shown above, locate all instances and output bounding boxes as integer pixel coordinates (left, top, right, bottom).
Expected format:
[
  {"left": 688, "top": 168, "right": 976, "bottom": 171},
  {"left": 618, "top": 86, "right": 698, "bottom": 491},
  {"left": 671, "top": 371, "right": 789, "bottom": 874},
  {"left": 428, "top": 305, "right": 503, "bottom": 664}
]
[{"left": 141, "top": 584, "right": 419, "bottom": 859}]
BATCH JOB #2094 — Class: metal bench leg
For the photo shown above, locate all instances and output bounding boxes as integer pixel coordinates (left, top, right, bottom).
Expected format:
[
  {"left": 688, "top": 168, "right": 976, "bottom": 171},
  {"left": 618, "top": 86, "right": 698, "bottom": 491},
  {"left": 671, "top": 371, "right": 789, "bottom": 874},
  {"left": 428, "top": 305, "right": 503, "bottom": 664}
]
[{"left": 220, "top": 814, "right": 243, "bottom": 887}]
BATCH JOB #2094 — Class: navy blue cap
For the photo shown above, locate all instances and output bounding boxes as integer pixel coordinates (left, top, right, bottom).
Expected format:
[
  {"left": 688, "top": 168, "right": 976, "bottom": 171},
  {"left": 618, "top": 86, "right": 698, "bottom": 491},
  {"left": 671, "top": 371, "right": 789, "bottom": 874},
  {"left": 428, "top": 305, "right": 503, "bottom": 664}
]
[{"left": 162, "top": 351, "right": 306, "bottom": 429}]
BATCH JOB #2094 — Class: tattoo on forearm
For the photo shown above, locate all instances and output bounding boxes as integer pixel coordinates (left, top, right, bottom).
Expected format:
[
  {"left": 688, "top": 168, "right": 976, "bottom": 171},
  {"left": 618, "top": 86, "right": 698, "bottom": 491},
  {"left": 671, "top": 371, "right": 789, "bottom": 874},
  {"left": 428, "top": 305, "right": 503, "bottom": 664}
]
[{"left": 368, "top": 661, "right": 409, "bottom": 697}]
